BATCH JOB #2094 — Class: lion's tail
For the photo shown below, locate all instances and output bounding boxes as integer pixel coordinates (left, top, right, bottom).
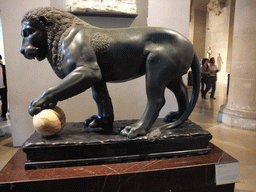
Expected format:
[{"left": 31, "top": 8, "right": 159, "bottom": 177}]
[{"left": 148, "top": 53, "right": 201, "bottom": 141}]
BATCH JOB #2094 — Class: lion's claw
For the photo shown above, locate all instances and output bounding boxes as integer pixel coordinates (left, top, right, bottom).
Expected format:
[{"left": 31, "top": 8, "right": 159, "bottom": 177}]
[
  {"left": 120, "top": 127, "right": 129, "bottom": 136},
  {"left": 84, "top": 115, "right": 113, "bottom": 131},
  {"left": 120, "top": 125, "right": 147, "bottom": 139},
  {"left": 83, "top": 115, "right": 98, "bottom": 127}
]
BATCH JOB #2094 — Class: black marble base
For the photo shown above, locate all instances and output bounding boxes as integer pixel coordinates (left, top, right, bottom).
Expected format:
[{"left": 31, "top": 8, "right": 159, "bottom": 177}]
[{"left": 23, "top": 119, "right": 212, "bottom": 170}]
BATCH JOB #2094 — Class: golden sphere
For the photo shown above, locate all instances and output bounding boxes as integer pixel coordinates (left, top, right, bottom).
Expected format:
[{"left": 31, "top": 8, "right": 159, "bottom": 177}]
[{"left": 33, "top": 106, "right": 66, "bottom": 136}]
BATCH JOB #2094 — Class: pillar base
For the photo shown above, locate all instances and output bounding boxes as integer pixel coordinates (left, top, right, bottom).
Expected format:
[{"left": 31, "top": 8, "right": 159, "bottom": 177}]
[{"left": 218, "top": 104, "right": 256, "bottom": 130}]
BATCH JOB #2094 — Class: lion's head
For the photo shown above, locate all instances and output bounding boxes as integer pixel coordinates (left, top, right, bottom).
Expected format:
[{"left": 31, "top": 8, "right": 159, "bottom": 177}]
[{"left": 20, "top": 7, "right": 91, "bottom": 67}]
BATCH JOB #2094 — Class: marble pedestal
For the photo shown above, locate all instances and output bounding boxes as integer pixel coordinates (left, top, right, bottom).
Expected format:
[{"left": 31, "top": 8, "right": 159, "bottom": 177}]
[
  {"left": 22, "top": 119, "right": 212, "bottom": 170},
  {"left": 0, "top": 143, "right": 237, "bottom": 192}
]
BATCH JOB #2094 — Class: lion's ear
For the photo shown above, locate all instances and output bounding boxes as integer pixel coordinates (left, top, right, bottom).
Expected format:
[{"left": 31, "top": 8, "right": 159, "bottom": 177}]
[{"left": 39, "top": 16, "right": 50, "bottom": 26}]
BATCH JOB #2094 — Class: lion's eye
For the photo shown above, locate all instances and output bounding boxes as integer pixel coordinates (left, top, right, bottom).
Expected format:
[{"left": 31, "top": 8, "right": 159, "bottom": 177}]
[{"left": 21, "top": 28, "right": 36, "bottom": 37}]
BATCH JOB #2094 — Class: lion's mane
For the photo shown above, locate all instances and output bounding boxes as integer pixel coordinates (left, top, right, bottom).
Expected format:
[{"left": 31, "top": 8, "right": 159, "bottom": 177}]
[{"left": 21, "top": 7, "right": 92, "bottom": 69}]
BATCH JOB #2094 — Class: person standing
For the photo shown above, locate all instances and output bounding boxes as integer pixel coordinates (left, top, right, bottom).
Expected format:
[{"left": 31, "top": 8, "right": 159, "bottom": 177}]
[
  {"left": 202, "top": 57, "right": 219, "bottom": 99},
  {"left": 200, "top": 58, "right": 210, "bottom": 99},
  {"left": 0, "top": 55, "right": 8, "bottom": 121},
  {"left": 0, "top": 55, "right": 8, "bottom": 137}
]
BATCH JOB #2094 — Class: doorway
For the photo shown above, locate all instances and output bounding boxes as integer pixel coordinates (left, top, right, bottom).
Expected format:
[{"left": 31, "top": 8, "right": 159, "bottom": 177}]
[{"left": 189, "top": 0, "right": 235, "bottom": 84}]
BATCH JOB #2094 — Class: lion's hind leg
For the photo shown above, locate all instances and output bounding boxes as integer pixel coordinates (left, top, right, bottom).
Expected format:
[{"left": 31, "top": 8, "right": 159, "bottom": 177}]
[
  {"left": 120, "top": 52, "right": 175, "bottom": 139},
  {"left": 164, "top": 78, "right": 189, "bottom": 122},
  {"left": 120, "top": 80, "right": 166, "bottom": 138}
]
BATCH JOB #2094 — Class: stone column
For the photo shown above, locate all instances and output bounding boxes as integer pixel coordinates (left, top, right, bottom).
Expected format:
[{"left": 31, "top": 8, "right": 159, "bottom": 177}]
[{"left": 218, "top": 0, "right": 256, "bottom": 130}]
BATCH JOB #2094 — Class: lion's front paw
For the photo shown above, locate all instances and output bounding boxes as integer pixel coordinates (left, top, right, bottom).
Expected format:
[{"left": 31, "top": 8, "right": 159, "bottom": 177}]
[
  {"left": 120, "top": 125, "right": 147, "bottom": 139},
  {"left": 29, "top": 97, "right": 57, "bottom": 116},
  {"left": 83, "top": 115, "right": 98, "bottom": 127},
  {"left": 83, "top": 115, "right": 113, "bottom": 131}
]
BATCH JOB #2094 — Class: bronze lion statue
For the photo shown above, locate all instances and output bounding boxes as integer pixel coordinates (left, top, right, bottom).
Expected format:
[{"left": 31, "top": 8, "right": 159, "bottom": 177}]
[{"left": 20, "top": 7, "right": 200, "bottom": 141}]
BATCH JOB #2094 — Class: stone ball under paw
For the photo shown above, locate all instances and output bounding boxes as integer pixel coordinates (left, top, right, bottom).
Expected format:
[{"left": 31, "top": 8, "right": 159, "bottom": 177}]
[{"left": 33, "top": 106, "right": 66, "bottom": 136}]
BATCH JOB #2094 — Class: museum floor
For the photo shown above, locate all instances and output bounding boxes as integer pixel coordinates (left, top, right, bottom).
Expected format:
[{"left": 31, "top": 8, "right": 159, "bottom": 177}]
[{"left": 0, "top": 82, "right": 255, "bottom": 192}]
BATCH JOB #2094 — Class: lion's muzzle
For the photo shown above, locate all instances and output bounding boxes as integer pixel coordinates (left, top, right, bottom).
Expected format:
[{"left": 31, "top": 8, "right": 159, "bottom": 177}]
[{"left": 20, "top": 46, "right": 38, "bottom": 60}]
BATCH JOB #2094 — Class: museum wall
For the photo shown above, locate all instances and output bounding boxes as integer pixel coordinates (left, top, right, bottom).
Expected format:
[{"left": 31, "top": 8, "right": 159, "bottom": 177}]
[
  {"left": 0, "top": 0, "right": 190, "bottom": 146},
  {"left": 192, "top": 9, "right": 207, "bottom": 60}
]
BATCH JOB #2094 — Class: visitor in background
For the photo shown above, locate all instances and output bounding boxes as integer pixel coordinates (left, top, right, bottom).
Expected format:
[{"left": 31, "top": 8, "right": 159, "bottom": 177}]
[
  {"left": 202, "top": 57, "right": 219, "bottom": 99},
  {"left": 0, "top": 55, "right": 8, "bottom": 121},
  {"left": 200, "top": 58, "right": 210, "bottom": 99},
  {"left": 0, "top": 55, "right": 8, "bottom": 136}
]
